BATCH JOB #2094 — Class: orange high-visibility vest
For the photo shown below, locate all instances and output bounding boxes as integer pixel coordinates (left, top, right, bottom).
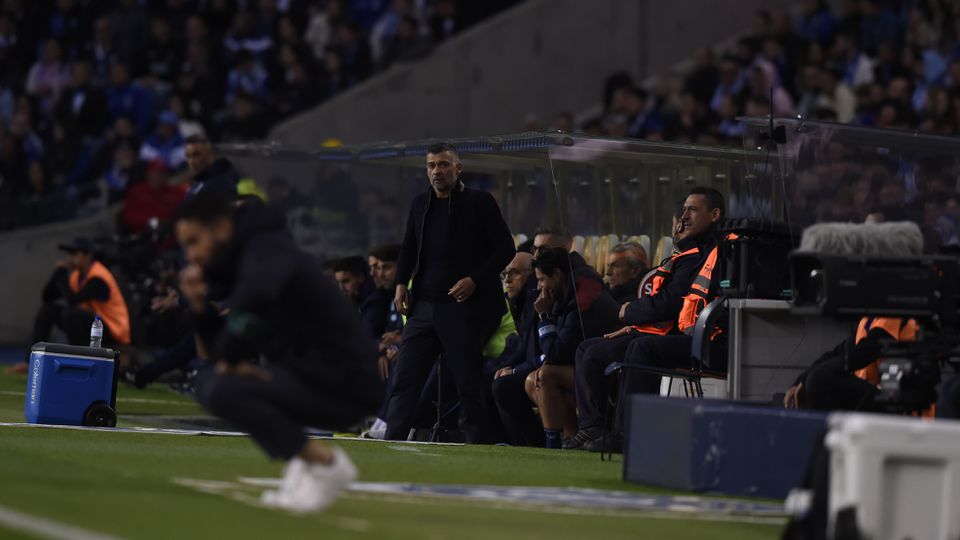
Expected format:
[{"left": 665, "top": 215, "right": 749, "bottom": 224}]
[
  {"left": 853, "top": 317, "right": 933, "bottom": 417},
  {"left": 631, "top": 246, "right": 700, "bottom": 336},
  {"left": 69, "top": 260, "right": 131, "bottom": 345},
  {"left": 853, "top": 317, "right": 918, "bottom": 385},
  {"left": 677, "top": 233, "right": 738, "bottom": 334}
]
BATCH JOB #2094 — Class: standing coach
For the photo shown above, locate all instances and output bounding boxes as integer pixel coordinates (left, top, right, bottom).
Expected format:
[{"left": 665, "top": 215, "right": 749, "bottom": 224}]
[{"left": 385, "top": 143, "right": 515, "bottom": 443}]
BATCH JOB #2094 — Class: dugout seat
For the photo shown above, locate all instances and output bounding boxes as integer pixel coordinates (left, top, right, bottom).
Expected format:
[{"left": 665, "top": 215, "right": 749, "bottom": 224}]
[{"left": 600, "top": 297, "right": 729, "bottom": 459}]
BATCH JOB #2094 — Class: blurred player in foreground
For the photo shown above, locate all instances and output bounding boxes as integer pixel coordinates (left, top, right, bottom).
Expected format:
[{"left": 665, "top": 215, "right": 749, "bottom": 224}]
[{"left": 174, "top": 191, "right": 382, "bottom": 512}]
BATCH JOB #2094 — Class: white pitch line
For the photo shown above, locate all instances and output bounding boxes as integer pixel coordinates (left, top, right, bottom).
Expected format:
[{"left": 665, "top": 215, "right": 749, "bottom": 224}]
[
  {"left": 0, "top": 390, "right": 195, "bottom": 406},
  {"left": 0, "top": 504, "right": 121, "bottom": 540}
]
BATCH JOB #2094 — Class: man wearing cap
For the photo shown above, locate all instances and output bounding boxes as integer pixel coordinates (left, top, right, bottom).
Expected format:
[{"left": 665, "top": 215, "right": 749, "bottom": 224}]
[{"left": 8, "top": 239, "right": 131, "bottom": 373}]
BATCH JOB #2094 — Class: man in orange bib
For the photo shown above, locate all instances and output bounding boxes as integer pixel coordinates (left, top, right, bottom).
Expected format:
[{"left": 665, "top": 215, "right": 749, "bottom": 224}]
[
  {"left": 33, "top": 238, "right": 131, "bottom": 348},
  {"left": 6, "top": 238, "right": 131, "bottom": 375}
]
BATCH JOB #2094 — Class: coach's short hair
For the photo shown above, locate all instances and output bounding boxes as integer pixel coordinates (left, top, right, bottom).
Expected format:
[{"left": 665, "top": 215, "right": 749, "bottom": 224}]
[{"left": 426, "top": 142, "right": 459, "bottom": 161}]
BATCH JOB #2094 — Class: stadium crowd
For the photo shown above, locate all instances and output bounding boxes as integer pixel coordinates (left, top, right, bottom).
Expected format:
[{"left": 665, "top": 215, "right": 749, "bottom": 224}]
[
  {"left": 0, "top": 0, "right": 519, "bottom": 231},
  {"left": 534, "top": 0, "right": 960, "bottom": 144}
]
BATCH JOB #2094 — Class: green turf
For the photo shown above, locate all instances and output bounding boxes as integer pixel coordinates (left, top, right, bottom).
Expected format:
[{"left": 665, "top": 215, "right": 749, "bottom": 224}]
[{"left": 0, "top": 373, "right": 783, "bottom": 539}]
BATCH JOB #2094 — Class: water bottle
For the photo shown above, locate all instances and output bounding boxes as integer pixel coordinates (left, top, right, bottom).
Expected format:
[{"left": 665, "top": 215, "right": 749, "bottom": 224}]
[{"left": 90, "top": 317, "right": 103, "bottom": 348}]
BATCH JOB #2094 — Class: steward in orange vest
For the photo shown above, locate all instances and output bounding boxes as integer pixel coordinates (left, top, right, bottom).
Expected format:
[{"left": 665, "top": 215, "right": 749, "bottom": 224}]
[
  {"left": 35, "top": 238, "right": 131, "bottom": 346},
  {"left": 786, "top": 317, "right": 922, "bottom": 412},
  {"left": 568, "top": 187, "right": 728, "bottom": 452}
]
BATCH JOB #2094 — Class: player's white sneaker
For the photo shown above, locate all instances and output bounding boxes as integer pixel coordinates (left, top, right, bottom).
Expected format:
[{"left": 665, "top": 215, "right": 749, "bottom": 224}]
[{"left": 261, "top": 448, "right": 357, "bottom": 513}]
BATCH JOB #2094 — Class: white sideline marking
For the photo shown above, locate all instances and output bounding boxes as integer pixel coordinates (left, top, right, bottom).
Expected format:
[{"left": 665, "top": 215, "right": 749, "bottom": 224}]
[
  {"left": 176, "top": 478, "right": 787, "bottom": 526},
  {"left": 0, "top": 422, "right": 248, "bottom": 437},
  {"left": 0, "top": 503, "right": 120, "bottom": 540},
  {"left": 0, "top": 390, "right": 195, "bottom": 406},
  {"left": 385, "top": 445, "right": 442, "bottom": 456}
]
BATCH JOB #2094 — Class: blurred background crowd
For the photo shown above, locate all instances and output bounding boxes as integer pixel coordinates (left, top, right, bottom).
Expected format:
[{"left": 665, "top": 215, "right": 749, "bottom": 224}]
[{"left": 0, "top": 0, "right": 518, "bottom": 230}]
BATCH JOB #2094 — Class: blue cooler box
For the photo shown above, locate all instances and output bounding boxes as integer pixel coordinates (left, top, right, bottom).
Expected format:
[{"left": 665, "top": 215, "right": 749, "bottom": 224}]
[{"left": 24, "top": 342, "right": 118, "bottom": 427}]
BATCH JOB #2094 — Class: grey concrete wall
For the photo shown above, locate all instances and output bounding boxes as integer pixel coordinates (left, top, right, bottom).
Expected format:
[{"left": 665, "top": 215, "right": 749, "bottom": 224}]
[
  {"left": 0, "top": 211, "right": 117, "bottom": 344},
  {"left": 272, "top": 0, "right": 790, "bottom": 146}
]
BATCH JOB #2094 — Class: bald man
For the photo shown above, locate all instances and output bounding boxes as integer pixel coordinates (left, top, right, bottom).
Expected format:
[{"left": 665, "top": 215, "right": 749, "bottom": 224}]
[{"left": 490, "top": 250, "right": 546, "bottom": 446}]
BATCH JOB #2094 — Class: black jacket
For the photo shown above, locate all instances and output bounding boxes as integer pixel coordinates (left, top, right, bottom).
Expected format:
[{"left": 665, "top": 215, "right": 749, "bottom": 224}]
[
  {"left": 493, "top": 275, "right": 540, "bottom": 374},
  {"left": 396, "top": 183, "right": 515, "bottom": 322},
  {"left": 607, "top": 275, "right": 643, "bottom": 305},
  {"left": 196, "top": 200, "right": 382, "bottom": 407},
  {"left": 356, "top": 279, "right": 390, "bottom": 339},
  {"left": 537, "top": 253, "right": 622, "bottom": 366},
  {"left": 621, "top": 231, "right": 716, "bottom": 327},
  {"left": 188, "top": 158, "right": 241, "bottom": 199}
]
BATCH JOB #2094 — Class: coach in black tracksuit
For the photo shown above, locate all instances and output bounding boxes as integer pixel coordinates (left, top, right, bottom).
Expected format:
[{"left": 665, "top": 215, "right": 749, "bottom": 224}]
[
  {"left": 385, "top": 143, "right": 515, "bottom": 443},
  {"left": 178, "top": 193, "right": 382, "bottom": 460}
]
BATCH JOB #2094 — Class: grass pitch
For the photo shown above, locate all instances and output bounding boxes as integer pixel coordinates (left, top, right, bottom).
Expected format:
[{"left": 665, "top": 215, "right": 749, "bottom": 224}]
[{"left": 0, "top": 372, "right": 782, "bottom": 539}]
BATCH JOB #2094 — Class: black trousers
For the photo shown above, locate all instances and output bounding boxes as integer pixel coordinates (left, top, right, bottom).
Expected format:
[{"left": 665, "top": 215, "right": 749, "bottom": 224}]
[
  {"left": 491, "top": 368, "right": 543, "bottom": 446},
  {"left": 803, "top": 357, "right": 880, "bottom": 412},
  {"left": 385, "top": 301, "right": 491, "bottom": 443},
  {"left": 32, "top": 303, "right": 115, "bottom": 347},
  {"left": 195, "top": 363, "right": 372, "bottom": 460},
  {"left": 574, "top": 334, "right": 642, "bottom": 430}
]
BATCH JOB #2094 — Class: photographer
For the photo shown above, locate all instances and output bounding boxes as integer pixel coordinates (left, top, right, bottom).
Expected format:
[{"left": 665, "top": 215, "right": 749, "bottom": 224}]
[{"left": 785, "top": 318, "right": 919, "bottom": 412}]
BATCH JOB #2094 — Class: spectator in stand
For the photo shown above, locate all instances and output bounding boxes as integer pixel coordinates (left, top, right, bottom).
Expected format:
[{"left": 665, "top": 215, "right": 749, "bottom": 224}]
[
  {"left": 685, "top": 47, "right": 720, "bottom": 104},
  {"left": 223, "top": 10, "right": 273, "bottom": 61},
  {"left": 9, "top": 110, "right": 44, "bottom": 162},
  {"left": 709, "top": 55, "right": 746, "bottom": 113},
  {"left": 85, "top": 17, "right": 115, "bottom": 84},
  {"left": 380, "top": 14, "right": 433, "bottom": 68},
  {"left": 25, "top": 39, "right": 71, "bottom": 116},
  {"left": 102, "top": 141, "right": 143, "bottom": 204},
  {"left": 429, "top": 0, "right": 460, "bottom": 43},
  {"left": 139, "top": 111, "right": 186, "bottom": 171},
  {"left": 110, "top": 0, "right": 150, "bottom": 64},
  {"left": 143, "top": 17, "right": 183, "bottom": 84},
  {"left": 17, "top": 160, "right": 71, "bottom": 227},
  {"left": 106, "top": 61, "right": 153, "bottom": 136},
  {"left": 333, "top": 22, "right": 373, "bottom": 84},
  {"left": 226, "top": 50, "right": 269, "bottom": 103},
  {"left": 275, "top": 50, "right": 320, "bottom": 119},
  {"left": 370, "top": 0, "right": 411, "bottom": 66},
  {"left": 216, "top": 92, "right": 268, "bottom": 142},
  {"left": 184, "top": 134, "right": 240, "bottom": 198},
  {"left": 604, "top": 242, "right": 649, "bottom": 305},
  {"left": 334, "top": 255, "right": 390, "bottom": 339},
  {"left": 121, "top": 159, "right": 187, "bottom": 235},
  {"left": 54, "top": 57, "right": 109, "bottom": 140},
  {"left": 818, "top": 67, "right": 856, "bottom": 123},
  {"left": 305, "top": 0, "right": 346, "bottom": 60},
  {"left": 166, "top": 94, "right": 206, "bottom": 139}
]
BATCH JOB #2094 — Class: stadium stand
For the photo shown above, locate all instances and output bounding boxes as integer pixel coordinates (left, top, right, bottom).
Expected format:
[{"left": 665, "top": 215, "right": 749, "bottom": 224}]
[{"left": 0, "top": 0, "right": 521, "bottom": 231}]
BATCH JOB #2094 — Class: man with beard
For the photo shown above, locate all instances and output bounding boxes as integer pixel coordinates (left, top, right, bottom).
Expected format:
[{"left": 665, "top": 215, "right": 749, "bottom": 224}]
[{"left": 174, "top": 191, "right": 382, "bottom": 512}]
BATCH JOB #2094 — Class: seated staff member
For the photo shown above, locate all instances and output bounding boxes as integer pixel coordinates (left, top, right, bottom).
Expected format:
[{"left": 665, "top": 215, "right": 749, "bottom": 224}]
[
  {"left": 495, "top": 247, "right": 620, "bottom": 449},
  {"left": 566, "top": 187, "right": 726, "bottom": 451},
  {"left": 604, "top": 241, "right": 649, "bottom": 304},
  {"left": 38, "top": 238, "right": 131, "bottom": 349},
  {"left": 489, "top": 251, "right": 542, "bottom": 446},
  {"left": 785, "top": 317, "right": 919, "bottom": 412}
]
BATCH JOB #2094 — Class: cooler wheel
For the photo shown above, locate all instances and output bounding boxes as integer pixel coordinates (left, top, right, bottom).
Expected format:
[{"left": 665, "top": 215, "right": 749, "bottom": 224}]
[{"left": 83, "top": 402, "right": 117, "bottom": 428}]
